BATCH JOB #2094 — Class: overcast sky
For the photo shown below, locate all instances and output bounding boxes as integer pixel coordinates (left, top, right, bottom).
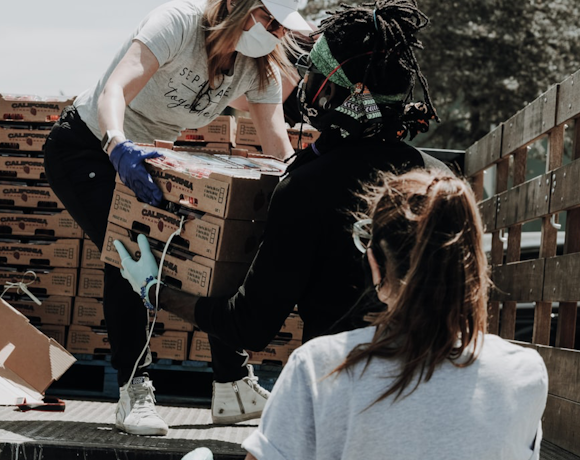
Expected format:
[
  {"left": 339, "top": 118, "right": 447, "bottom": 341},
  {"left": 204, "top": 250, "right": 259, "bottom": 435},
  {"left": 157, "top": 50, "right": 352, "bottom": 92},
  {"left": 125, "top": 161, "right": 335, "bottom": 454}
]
[{"left": 0, "top": 1, "right": 170, "bottom": 98}]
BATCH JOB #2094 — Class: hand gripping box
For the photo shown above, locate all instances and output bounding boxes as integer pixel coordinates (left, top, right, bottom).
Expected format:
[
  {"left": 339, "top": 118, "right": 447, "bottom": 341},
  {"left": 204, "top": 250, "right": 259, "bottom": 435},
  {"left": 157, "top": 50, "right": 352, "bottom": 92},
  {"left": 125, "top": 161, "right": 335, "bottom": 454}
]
[
  {"left": 140, "top": 148, "right": 283, "bottom": 221},
  {"left": 108, "top": 188, "right": 266, "bottom": 263},
  {"left": 0, "top": 298, "right": 76, "bottom": 406},
  {"left": 0, "top": 93, "right": 74, "bottom": 123},
  {"left": 0, "top": 182, "right": 64, "bottom": 208},
  {"left": 101, "top": 223, "right": 250, "bottom": 297},
  {"left": 0, "top": 210, "right": 82, "bottom": 238},
  {"left": 0, "top": 238, "right": 80, "bottom": 268}
]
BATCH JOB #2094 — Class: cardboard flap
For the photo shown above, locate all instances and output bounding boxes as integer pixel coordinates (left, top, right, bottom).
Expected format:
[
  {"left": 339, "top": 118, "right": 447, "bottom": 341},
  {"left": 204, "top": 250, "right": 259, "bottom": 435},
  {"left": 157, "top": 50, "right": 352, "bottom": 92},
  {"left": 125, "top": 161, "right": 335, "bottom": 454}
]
[{"left": 0, "top": 298, "right": 76, "bottom": 404}]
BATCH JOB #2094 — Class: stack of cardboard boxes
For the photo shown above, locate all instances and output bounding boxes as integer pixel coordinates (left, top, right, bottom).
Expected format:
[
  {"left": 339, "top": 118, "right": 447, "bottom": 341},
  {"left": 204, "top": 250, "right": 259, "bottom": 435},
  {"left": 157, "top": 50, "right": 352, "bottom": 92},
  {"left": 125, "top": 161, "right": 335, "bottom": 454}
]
[{"left": 0, "top": 94, "right": 78, "bottom": 348}]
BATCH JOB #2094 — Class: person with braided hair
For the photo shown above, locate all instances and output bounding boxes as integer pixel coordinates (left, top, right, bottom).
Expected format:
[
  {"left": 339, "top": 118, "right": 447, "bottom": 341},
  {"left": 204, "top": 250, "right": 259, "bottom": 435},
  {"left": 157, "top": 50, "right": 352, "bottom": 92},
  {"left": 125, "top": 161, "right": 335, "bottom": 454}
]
[
  {"left": 241, "top": 169, "right": 547, "bottom": 459},
  {"left": 115, "top": 0, "right": 450, "bottom": 397}
]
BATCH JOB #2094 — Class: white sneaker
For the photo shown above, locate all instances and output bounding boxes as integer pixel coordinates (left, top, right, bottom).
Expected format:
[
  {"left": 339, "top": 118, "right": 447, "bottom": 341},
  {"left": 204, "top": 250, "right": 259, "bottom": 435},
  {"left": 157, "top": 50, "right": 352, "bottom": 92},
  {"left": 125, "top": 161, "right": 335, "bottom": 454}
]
[
  {"left": 116, "top": 375, "right": 169, "bottom": 436},
  {"left": 211, "top": 365, "right": 270, "bottom": 424}
]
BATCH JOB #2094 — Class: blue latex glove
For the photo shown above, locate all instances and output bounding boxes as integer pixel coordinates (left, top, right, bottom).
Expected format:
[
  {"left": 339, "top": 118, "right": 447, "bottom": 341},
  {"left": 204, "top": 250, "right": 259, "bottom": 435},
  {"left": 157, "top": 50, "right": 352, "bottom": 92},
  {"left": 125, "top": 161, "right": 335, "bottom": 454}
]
[
  {"left": 113, "top": 234, "right": 162, "bottom": 310},
  {"left": 109, "top": 140, "right": 163, "bottom": 206}
]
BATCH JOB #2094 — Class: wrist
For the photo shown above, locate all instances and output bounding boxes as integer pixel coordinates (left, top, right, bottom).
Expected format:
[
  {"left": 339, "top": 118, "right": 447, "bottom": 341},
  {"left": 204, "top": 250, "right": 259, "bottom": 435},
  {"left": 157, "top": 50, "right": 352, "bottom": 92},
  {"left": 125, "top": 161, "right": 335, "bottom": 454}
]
[
  {"left": 141, "top": 276, "right": 165, "bottom": 310},
  {"left": 102, "top": 129, "right": 126, "bottom": 154}
]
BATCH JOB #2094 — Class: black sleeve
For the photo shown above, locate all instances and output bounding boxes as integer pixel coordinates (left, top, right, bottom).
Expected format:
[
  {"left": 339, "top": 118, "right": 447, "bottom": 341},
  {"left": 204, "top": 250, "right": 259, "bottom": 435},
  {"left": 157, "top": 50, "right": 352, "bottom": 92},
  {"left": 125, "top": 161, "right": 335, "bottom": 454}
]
[{"left": 195, "top": 174, "right": 322, "bottom": 351}]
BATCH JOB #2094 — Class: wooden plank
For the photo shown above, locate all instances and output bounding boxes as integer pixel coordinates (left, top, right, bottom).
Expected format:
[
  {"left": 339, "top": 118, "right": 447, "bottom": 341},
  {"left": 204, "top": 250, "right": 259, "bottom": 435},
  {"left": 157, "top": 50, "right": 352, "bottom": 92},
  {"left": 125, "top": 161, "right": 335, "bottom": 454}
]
[
  {"left": 556, "top": 69, "right": 580, "bottom": 125},
  {"left": 499, "top": 301, "right": 517, "bottom": 340},
  {"left": 503, "top": 86, "right": 557, "bottom": 156},
  {"left": 556, "top": 302, "right": 578, "bottom": 349},
  {"left": 550, "top": 159, "right": 580, "bottom": 213},
  {"left": 536, "top": 345, "right": 580, "bottom": 402},
  {"left": 497, "top": 174, "right": 551, "bottom": 227},
  {"left": 479, "top": 197, "right": 496, "bottom": 233},
  {"left": 491, "top": 259, "right": 544, "bottom": 302},
  {"left": 487, "top": 301, "right": 500, "bottom": 335},
  {"left": 464, "top": 124, "right": 503, "bottom": 176},
  {"left": 543, "top": 395, "right": 580, "bottom": 456},
  {"left": 534, "top": 301, "right": 553, "bottom": 346},
  {"left": 544, "top": 253, "right": 580, "bottom": 301},
  {"left": 471, "top": 172, "right": 484, "bottom": 202}
]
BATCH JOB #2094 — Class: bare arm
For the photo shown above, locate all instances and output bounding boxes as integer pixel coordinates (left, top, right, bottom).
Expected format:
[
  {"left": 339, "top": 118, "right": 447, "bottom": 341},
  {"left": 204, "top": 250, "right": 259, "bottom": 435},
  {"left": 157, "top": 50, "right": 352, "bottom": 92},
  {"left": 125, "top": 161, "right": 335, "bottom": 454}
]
[
  {"left": 244, "top": 453, "right": 258, "bottom": 460},
  {"left": 248, "top": 102, "right": 294, "bottom": 160},
  {"left": 97, "top": 40, "right": 160, "bottom": 154}
]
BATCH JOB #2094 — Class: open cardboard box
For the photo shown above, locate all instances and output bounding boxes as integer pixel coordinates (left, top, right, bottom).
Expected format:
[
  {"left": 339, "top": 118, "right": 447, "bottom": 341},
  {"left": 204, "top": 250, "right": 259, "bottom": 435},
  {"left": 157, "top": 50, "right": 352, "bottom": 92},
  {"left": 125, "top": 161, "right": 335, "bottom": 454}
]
[{"left": 0, "top": 298, "right": 76, "bottom": 405}]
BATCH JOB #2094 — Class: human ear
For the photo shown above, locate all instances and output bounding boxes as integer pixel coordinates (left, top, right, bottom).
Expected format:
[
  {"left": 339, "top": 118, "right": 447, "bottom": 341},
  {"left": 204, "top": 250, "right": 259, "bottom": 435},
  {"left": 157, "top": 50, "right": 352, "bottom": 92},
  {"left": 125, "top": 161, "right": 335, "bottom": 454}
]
[{"left": 367, "top": 248, "right": 384, "bottom": 288}]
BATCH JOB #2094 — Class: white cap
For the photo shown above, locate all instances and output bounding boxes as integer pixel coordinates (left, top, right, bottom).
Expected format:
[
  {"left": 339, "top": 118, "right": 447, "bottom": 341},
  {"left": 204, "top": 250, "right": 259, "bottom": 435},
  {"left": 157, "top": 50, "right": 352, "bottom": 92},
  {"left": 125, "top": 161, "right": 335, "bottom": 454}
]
[{"left": 261, "top": 0, "right": 313, "bottom": 34}]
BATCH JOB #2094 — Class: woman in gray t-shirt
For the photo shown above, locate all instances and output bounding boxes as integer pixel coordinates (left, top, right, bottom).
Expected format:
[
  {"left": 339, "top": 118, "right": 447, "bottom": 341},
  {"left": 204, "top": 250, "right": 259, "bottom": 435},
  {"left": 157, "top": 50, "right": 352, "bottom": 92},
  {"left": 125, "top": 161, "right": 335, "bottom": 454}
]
[{"left": 43, "top": 0, "right": 311, "bottom": 437}]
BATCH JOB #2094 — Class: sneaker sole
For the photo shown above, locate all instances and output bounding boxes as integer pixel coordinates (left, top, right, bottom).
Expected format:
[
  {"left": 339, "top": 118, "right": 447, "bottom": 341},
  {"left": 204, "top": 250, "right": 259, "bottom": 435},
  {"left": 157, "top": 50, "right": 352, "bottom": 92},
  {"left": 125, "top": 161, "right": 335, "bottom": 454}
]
[
  {"left": 211, "top": 410, "right": 263, "bottom": 425},
  {"left": 115, "top": 421, "right": 168, "bottom": 436}
]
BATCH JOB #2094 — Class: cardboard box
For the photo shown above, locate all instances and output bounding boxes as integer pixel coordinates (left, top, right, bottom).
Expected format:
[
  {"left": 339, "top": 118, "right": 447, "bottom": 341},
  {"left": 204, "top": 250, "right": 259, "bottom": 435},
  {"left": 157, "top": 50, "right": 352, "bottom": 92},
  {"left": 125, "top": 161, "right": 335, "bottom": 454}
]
[
  {"left": 235, "top": 117, "right": 261, "bottom": 146},
  {"left": 142, "top": 150, "right": 281, "bottom": 220},
  {"left": 278, "top": 312, "right": 304, "bottom": 342},
  {"left": 0, "top": 126, "right": 50, "bottom": 152},
  {"left": 66, "top": 325, "right": 110, "bottom": 355},
  {"left": 287, "top": 125, "right": 321, "bottom": 150},
  {"left": 154, "top": 310, "right": 195, "bottom": 332},
  {"left": 177, "top": 116, "right": 236, "bottom": 145},
  {"left": 0, "top": 94, "right": 73, "bottom": 123},
  {"left": 149, "top": 330, "right": 189, "bottom": 361},
  {"left": 0, "top": 155, "right": 47, "bottom": 180},
  {"left": 8, "top": 295, "right": 72, "bottom": 326},
  {"left": 108, "top": 189, "right": 265, "bottom": 262},
  {"left": 36, "top": 324, "right": 67, "bottom": 348},
  {"left": 0, "top": 298, "right": 76, "bottom": 405},
  {"left": 0, "top": 182, "right": 64, "bottom": 208},
  {"left": 77, "top": 269, "right": 104, "bottom": 298},
  {"left": 0, "top": 238, "right": 80, "bottom": 268},
  {"left": 189, "top": 330, "right": 300, "bottom": 366},
  {"left": 81, "top": 239, "right": 104, "bottom": 269},
  {"left": 101, "top": 223, "right": 249, "bottom": 297},
  {"left": 0, "top": 266, "right": 77, "bottom": 297},
  {"left": 72, "top": 297, "right": 105, "bottom": 327},
  {"left": 0, "top": 209, "right": 82, "bottom": 238}
]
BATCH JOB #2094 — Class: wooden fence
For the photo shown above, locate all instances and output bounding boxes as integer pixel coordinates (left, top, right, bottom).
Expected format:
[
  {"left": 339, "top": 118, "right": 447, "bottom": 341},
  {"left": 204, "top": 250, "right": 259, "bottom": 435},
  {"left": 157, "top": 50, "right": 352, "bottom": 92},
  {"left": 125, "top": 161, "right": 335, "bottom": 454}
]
[{"left": 465, "top": 69, "right": 580, "bottom": 455}]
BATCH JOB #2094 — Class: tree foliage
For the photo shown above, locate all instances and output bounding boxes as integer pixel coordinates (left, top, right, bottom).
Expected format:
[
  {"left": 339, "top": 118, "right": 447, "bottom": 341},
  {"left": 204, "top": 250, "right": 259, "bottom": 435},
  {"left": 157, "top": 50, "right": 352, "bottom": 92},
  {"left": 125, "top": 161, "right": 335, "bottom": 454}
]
[{"left": 301, "top": 0, "right": 580, "bottom": 149}]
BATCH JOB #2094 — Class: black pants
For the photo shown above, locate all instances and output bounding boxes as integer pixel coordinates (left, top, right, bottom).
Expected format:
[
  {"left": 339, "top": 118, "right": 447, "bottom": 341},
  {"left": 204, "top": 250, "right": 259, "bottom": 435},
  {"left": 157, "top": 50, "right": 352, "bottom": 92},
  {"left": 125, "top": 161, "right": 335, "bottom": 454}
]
[{"left": 43, "top": 106, "right": 247, "bottom": 385}]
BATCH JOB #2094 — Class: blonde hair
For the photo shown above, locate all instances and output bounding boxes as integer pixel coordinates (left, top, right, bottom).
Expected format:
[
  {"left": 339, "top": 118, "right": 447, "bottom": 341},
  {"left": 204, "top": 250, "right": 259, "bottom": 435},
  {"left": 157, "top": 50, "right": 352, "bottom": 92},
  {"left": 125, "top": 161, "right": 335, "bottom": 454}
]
[
  {"left": 202, "top": 0, "right": 300, "bottom": 90},
  {"left": 335, "top": 169, "right": 490, "bottom": 402}
]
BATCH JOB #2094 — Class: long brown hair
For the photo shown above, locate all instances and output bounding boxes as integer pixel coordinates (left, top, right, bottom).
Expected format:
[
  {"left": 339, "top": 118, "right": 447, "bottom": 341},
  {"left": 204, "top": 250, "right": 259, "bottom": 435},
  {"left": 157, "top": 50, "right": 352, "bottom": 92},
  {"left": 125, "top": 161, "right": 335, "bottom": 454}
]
[
  {"left": 202, "top": 0, "right": 299, "bottom": 90},
  {"left": 335, "top": 169, "right": 490, "bottom": 402}
]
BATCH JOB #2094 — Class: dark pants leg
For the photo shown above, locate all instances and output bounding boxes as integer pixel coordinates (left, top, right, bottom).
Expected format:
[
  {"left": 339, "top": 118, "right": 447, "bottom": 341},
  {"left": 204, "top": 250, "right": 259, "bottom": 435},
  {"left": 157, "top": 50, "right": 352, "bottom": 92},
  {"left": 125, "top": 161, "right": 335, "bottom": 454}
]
[
  {"left": 43, "top": 107, "right": 150, "bottom": 386},
  {"left": 44, "top": 106, "right": 248, "bottom": 386}
]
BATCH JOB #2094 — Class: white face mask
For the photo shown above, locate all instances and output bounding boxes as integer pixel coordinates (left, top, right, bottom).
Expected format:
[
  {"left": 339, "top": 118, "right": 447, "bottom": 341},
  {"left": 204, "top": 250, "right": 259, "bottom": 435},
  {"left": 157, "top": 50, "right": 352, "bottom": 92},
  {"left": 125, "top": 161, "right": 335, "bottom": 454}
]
[{"left": 235, "top": 14, "right": 281, "bottom": 58}]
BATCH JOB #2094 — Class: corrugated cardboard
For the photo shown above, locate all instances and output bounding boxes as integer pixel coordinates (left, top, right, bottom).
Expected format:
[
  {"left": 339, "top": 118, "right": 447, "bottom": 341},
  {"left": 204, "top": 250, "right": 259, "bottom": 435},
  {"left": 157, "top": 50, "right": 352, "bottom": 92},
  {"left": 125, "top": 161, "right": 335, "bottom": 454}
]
[
  {"left": 0, "top": 298, "right": 76, "bottom": 405},
  {"left": 0, "top": 238, "right": 80, "bottom": 268},
  {"left": 177, "top": 116, "right": 236, "bottom": 145},
  {"left": 0, "top": 182, "right": 64, "bottom": 208},
  {"left": 189, "top": 330, "right": 300, "bottom": 366},
  {"left": 142, "top": 149, "right": 282, "bottom": 220},
  {"left": 72, "top": 297, "right": 105, "bottom": 327},
  {"left": 36, "top": 325, "right": 67, "bottom": 348},
  {"left": 101, "top": 223, "right": 249, "bottom": 297},
  {"left": 81, "top": 239, "right": 104, "bottom": 269},
  {"left": 0, "top": 266, "right": 77, "bottom": 296},
  {"left": 77, "top": 269, "right": 104, "bottom": 298},
  {"left": 235, "top": 117, "right": 261, "bottom": 146},
  {"left": 149, "top": 330, "right": 189, "bottom": 361},
  {"left": 9, "top": 295, "right": 72, "bottom": 326},
  {"left": 0, "top": 156, "right": 47, "bottom": 180},
  {"left": 66, "top": 325, "right": 110, "bottom": 355},
  {"left": 0, "top": 94, "right": 73, "bottom": 122},
  {"left": 108, "top": 188, "right": 265, "bottom": 262},
  {"left": 0, "top": 209, "right": 82, "bottom": 238},
  {"left": 0, "top": 126, "right": 50, "bottom": 152},
  {"left": 287, "top": 125, "right": 321, "bottom": 150},
  {"left": 154, "top": 310, "right": 194, "bottom": 332}
]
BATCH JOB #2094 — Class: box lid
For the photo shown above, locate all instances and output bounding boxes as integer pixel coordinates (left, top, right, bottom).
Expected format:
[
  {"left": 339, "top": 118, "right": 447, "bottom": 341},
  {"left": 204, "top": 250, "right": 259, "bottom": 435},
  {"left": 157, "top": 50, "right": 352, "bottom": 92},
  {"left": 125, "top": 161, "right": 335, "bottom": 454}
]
[{"left": 0, "top": 298, "right": 76, "bottom": 405}]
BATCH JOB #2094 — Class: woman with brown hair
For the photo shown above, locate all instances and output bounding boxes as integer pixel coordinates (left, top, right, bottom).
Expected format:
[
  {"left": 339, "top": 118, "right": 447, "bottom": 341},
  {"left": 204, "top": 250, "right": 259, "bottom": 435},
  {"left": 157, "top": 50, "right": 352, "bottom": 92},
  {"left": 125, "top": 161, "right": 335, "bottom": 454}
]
[
  {"left": 43, "top": 0, "right": 311, "bottom": 436},
  {"left": 242, "top": 169, "right": 548, "bottom": 460}
]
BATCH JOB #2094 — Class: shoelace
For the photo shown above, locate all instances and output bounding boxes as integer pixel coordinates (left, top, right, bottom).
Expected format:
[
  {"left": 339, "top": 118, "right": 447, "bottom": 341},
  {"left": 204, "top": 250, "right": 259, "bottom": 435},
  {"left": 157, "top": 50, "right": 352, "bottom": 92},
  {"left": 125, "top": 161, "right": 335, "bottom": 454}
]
[
  {"left": 243, "top": 367, "right": 270, "bottom": 398},
  {"left": 129, "top": 381, "right": 159, "bottom": 417}
]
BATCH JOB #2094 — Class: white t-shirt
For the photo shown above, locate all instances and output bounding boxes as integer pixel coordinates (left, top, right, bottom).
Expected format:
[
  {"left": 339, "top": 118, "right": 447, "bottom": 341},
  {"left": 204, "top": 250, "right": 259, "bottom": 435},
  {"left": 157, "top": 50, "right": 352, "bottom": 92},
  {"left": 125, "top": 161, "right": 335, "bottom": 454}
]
[
  {"left": 74, "top": 0, "right": 281, "bottom": 143},
  {"left": 243, "top": 328, "right": 548, "bottom": 460}
]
